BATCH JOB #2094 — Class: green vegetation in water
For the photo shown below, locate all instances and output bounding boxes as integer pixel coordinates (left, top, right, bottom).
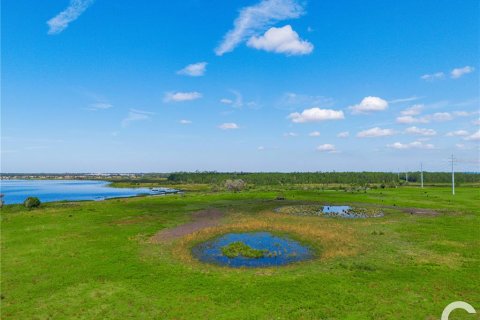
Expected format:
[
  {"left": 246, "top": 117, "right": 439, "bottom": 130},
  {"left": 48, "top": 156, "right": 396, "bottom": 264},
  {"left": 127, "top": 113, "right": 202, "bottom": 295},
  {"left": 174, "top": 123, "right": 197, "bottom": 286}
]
[
  {"left": 221, "top": 241, "right": 265, "bottom": 259},
  {"left": 275, "top": 205, "right": 322, "bottom": 216}
]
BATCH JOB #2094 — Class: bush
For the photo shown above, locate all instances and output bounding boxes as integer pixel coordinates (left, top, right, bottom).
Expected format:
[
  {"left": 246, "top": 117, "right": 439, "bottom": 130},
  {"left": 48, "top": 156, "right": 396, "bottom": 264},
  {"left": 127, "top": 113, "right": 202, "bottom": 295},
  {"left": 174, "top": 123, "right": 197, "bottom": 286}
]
[
  {"left": 224, "top": 179, "right": 246, "bottom": 192},
  {"left": 24, "top": 197, "right": 41, "bottom": 208}
]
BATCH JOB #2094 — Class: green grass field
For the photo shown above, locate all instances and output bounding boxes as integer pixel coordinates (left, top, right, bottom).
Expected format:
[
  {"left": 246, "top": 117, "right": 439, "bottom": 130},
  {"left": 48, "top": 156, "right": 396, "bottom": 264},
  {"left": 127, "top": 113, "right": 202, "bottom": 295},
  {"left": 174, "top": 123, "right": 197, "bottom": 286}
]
[{"left": 1, "top": 186, "right": 479, "bottom": 319}]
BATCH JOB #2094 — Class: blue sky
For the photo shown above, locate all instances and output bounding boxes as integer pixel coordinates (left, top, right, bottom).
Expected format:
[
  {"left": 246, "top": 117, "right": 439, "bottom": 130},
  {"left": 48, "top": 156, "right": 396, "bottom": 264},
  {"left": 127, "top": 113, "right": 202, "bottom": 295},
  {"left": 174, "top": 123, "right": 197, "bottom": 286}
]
[{"left": 1, "top": 0, "right": 479, "bottom": 172}]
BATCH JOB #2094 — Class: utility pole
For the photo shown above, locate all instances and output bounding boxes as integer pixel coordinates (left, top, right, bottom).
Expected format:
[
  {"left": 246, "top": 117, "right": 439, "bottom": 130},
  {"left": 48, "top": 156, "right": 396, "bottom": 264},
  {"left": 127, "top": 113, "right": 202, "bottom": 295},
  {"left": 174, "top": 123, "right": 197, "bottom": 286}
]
[
  {"left": 405, "top": 171, "right": 408, "bottom": 183},
  {"left": 420, "top": 162, "right": 424, "bottom": 188},
  {"left": 450, "top": 154, "right": 455, "bottom": 195}
]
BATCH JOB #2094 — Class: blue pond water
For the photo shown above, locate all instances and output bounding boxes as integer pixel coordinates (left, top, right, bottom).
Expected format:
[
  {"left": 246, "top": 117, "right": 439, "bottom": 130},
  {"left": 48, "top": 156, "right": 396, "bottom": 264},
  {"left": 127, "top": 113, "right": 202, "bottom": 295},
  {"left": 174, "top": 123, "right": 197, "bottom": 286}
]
[
  {"left": 0, "top": 180, "right": 178, "bottom": 205},
  {"left": 191, "top": 232, "right": 313, "bottom": 268},
  {"left": 322, "top": 205, "right": 354, "bottom": 218}
]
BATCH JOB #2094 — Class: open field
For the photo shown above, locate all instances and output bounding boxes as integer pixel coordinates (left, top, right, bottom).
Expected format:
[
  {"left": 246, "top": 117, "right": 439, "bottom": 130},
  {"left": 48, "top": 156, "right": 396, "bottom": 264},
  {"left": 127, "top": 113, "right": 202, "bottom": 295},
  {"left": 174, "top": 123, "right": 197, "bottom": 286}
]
[{"left": 1, "top": 186, "right": 479, "bottom": 319}]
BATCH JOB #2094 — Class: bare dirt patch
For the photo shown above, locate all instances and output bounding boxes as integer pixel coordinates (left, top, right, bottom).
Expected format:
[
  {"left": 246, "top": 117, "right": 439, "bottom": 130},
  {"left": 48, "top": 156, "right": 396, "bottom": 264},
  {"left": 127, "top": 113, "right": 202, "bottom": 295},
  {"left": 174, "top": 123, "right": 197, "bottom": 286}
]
[{"left": 150, "top": 209, "right": 224, "bottom": 243}]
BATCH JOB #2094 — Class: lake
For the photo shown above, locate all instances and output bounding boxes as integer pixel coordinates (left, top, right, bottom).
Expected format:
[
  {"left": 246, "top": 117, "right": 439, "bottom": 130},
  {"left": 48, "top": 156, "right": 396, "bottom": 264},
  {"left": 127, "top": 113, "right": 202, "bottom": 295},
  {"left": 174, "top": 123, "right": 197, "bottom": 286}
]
[{"left": 0, "top": 180, "right": 178, "bottom": 205}]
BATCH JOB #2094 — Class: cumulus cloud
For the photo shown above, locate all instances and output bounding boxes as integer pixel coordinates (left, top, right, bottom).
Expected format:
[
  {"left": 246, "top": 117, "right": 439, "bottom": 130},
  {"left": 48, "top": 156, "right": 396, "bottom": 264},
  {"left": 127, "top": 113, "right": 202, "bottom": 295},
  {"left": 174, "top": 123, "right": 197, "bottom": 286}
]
[
  {"left": 337, "top": 131, "right": 349, "bottom": 138},
  {"left": 257, "top": 146, "right": 265, "bottom": 151},
  {"left": 215, "top": 0, "right": 304, "bottom": 55},
  {"left": 387, "top": 141, "right": 434, "bottom": 150},
  {"left": 316, "top": 144, "right": 336, "bottom": 153},
  {"left": 283, "top": 132, "right": 298, "bottom": 137},
  {"left": 446, "top": 130, "right": 469, "bottom": 137},
  {"left": 396, "top": 115, "right": 428, "bottom": 124},
  {"left": 397, "top": 112, "right": 454, "bottom": 124},
  {"left": 405, "top": 126, "right": 437, "bottom": 136},
  {"left": 349, "top": 96, "right": 388, "bottom": 114},
  {"left": 179, "top": 119, "right": 192, "bottom": 125},
  {"left": 277, "top": 92, "right": 334, "bottom": 110},
  {"left": 164, "top": 91, "right": 202, "bottom": 102},
  {"left": 247, "top": 25, "right": 313, "bottom": 55},
  {"left": 219, "top": 122, "right": 239, "bottom": 130},
  {"left": 357, "top": 127, "right": 395, "bottom": 138},
  {"left": 121, "top": 109, "right": 153, "bottom": 127},
  {"left": 309, "top": 131, "right": 320, "bottom": 137},
  {"left": 420, "top": 72, "right": 445, "bottom": 81},
  {"left": 451, "top": 66, "right": 475, "bottom": 79},
  {"left": 47, "top": 0, "right": 94, "bottom": 35},
  {"left": 464, "top": 130, "right": 480, "bottom": 141},
  {"left": 288, "top": 107, "right": 344, "bottom": 123},
  {"left": 432, "top": 112, "right": 453, "bottom": 121},
  {"left": 177, "top": 62, "right": 207, "bottom": 77},
  {"left": 400, "top": 104, "right": 423, "bottom": 116}
]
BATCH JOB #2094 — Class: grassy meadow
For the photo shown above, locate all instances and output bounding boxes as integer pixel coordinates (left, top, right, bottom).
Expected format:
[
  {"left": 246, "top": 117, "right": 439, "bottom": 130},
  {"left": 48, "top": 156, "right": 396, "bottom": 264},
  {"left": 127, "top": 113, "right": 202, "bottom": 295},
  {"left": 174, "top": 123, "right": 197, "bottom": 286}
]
[{"left": 1, "top": 186, "right": 479, "bottom": 319}]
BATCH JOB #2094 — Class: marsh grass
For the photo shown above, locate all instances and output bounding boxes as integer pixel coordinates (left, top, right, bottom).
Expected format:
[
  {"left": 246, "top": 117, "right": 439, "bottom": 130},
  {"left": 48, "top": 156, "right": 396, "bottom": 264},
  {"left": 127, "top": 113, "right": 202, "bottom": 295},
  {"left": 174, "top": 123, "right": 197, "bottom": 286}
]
[
  {"left": 221, "top": 241, "right": 266, "bottom": 258},
  {"left": 1, "top": 186, "right": 479, "bottom": 319}
]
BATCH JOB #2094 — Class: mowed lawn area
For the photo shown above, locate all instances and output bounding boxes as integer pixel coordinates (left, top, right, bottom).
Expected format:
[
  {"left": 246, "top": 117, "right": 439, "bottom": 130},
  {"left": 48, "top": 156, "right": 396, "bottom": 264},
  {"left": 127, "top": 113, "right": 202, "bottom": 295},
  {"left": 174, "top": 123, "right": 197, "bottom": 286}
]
[{"left": 1, "top": 186, "right": 479, "bottom": 319}]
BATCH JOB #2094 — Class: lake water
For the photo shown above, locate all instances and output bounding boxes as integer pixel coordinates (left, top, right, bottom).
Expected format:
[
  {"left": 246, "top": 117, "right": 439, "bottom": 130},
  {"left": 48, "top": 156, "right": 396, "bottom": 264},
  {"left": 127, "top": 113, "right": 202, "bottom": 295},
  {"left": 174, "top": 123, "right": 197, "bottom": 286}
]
[
  {"left": 0, "top": 180, "right": 178, "bottom": 205},
  {"left": 191, "top": 232, "right": 313, "bottom": 268}
]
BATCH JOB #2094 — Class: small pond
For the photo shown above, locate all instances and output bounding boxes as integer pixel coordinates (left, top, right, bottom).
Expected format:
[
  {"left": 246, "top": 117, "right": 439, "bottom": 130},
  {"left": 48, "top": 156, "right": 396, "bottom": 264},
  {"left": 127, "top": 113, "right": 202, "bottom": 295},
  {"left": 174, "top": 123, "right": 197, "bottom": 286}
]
[
  {"left": 275, "top": 205, "right": 383, "bottom": 218},
  {"left": 191, "top": 232, "right": 313, "bottom": 268},
  {"left": 322, "top": 205, "right": 355, "bottom": 218}
]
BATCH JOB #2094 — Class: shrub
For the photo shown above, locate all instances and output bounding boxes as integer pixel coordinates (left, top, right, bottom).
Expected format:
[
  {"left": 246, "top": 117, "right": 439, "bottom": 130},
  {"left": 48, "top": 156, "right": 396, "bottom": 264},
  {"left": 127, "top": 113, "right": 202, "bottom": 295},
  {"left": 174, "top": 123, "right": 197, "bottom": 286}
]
[
  {"left": 24, "top": 197, "right": 41, "bottom": 208},
  {"left": 224, "top": 179, "right": 246, "bottom": 192}
]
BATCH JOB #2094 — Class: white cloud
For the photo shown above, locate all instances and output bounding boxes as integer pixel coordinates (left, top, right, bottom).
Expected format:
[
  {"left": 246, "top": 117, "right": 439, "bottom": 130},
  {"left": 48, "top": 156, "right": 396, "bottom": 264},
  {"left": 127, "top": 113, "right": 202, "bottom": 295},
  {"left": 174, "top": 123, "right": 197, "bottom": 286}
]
[
  {"left": 288, "top": 107, "right": 344, "bottom": 123},
  {"left": 219, "top": 122, "right": 239, "bottom": 130},
  {"left": 349, "top": 96, "right": 388, "bottom": 114},
  {"left": 396, "top": 115, "right": 429, "bottom": 124},
  {"left": 446, "top": 130, "right": 469, "bottom": 137},
  {"left": 283, "top": 132, "right": 298, "bottom": 137},
  {"left": 337, "top": 131, "right": 349, "bottom": 138},
  {"left": 220, "top": 98, "right": 233, "bottom": 105},
  {"left": 85, "top": 102, "right": 113, "bottom": 111},
  {"left": 316, "top": 144, "right": 336, "bottom": 153},
  {"left": 389, "top": 96, "right": 421, "bottom": 104},
  {"left": 420, "top": 72, "right": 445, "bottom": 81},
  {"left": 451, "top": 66, "right": 475, "bottom": 79},
  {"left": 179, "top": 119, "right": 192, "bottom": 125},
  {"left": 473, "top": 119, "right": 480, "bottom": 126},
  {"left": 164, "top": 91, "right": 202, "bottom": 102},
  {"left": 357, "top": 127, "right": 395, "bottom": 138},
  {"left": 396, "top": 111, "right": 455, "bottom": 124},
  {"left": 121, "top": 109, "right": 153, "bottom": 127},
  {"left": 387, "top": 141, "right": 434, "bottom": 150},
  {"left": 405, "top": 126, "right": 437, "bottom": 136},
  {"left": 309, "top": 131, "right": 320, "bottom": 137},
  {"left": 177, "top": 62, "right": 207, "bottom": 77},
  {"left": 432, "top": 112, "right": 453, "bottom": 121},
  {"left": 47, "top": 0, "right": 94, "bottom": 35},
  {"left": 247, "top": 25, "right": 313, "bottom": 55},
  {"left": 277, "top": 92, "right": 334, "bottom": 110},
  {"left": 400, "top": 104, "right": 423, "bottom": 116},
  {"left": 464, "top": 130, "right": 480, "bottom": 141},
  {"left": 215, "top": 0, "right": 304, "bottom": 56},
  {"left": 257, "top": 146, "right": 265, "bottom": 150}
]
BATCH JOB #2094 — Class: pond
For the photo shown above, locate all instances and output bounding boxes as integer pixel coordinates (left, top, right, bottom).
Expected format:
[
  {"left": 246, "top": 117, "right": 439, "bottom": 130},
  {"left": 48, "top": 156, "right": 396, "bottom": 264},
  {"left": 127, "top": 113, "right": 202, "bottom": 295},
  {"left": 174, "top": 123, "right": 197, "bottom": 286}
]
[
  {"left": 0, "top": 180, "right": 178, "bottom": 204},
  {"left": 191, "top": 232, "right": 313, "bottom": 268},
  {"left": 275, "top": 205, "right": 383, "bottom": 218}
]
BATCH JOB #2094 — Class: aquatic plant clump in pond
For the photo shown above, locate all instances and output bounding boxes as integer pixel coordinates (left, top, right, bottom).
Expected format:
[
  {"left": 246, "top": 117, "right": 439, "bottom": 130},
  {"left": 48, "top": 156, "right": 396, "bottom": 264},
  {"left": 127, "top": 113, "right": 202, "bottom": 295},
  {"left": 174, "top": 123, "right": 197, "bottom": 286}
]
[
  {"left": 221, "top": 241, "right": 265, "bottom": 258},
  {"left": 192, "top": 232, "right": 313, "bottom": 268},
  {"left": 275, "top": 205, "right": 383, "bottom": 218},
  {"left": 274, "top": 205, "right": 323, "bottom": 216}
]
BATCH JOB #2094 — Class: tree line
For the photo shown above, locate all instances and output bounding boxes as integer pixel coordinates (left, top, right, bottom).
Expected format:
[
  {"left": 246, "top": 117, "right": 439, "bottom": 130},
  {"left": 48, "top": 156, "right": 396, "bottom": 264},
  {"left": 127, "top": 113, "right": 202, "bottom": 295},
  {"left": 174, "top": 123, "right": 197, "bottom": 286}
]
[{"left": 165, "top": 171, "right": 480, "bottom": 185}]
